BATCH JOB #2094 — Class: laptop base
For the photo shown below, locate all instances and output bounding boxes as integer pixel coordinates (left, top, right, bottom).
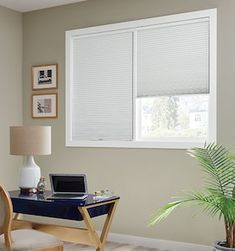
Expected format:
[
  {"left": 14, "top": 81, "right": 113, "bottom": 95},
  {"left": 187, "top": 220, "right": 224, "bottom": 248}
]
[{"left": 47, "top": 194, "right": 88, "bottom": 200}]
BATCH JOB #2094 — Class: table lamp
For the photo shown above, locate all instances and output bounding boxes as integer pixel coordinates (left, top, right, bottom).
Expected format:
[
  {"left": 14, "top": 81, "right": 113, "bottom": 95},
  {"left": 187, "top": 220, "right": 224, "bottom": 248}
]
[{"left": 10, "top": 126, "right": 51, "bottom": 193}]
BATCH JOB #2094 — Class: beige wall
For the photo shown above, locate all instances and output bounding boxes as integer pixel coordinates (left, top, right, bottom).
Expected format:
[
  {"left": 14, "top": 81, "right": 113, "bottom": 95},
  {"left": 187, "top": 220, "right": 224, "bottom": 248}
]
[
  {"left": 22, "top": 0, "right": 235, "bottom": 245},
  {"left": 0, "top": 6, "right": 23, "bottom": 189}
]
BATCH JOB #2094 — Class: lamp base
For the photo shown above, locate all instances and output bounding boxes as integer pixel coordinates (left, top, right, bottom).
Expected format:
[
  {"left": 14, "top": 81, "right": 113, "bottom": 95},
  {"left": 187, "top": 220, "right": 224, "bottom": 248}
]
[{"left": 19, "top": 156, "right": 41, "bottom": 189}]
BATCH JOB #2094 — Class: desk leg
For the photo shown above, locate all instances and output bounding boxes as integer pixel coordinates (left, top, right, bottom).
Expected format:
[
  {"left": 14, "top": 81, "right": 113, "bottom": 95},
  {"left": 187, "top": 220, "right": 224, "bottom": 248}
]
[
  {"left": 79, "top": 200, "right": 118, "bottom": 251},
  {"left": 99, "top": 200, "right": 118, "bottom": 250},
  {"left": 78, "top": 207, "right": 101, "bottom": 248}
]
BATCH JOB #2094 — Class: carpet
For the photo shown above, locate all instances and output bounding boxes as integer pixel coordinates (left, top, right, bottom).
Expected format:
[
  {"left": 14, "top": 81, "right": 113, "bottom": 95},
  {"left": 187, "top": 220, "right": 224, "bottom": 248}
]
[{"left": 64, "top": 241, "right": 166, "bottom": 251}]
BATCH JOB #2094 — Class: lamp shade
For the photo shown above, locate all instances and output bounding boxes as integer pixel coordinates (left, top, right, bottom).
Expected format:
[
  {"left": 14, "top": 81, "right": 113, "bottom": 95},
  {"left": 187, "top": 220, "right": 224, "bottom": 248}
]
[{"left": 10, "top": 126, "right": 51, "bottom": 155}]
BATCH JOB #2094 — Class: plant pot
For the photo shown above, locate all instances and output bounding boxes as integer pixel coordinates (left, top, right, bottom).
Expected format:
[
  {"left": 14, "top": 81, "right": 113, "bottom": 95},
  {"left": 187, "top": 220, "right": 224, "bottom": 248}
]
[{"left": 214, "top": 241, "right": 235, "bottom": 251}]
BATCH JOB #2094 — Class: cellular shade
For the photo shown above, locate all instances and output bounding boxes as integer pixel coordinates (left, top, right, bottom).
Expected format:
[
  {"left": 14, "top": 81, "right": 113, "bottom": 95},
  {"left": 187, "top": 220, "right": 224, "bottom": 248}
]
[
  {"left": 71, "top": 31, "right": 133, "bottom": 141},
  {"left": 137, "top": 19, "right": 209, "bottom": 97},
  {"left": 10, "top": 126, "right": 51, "bottom": 155}
]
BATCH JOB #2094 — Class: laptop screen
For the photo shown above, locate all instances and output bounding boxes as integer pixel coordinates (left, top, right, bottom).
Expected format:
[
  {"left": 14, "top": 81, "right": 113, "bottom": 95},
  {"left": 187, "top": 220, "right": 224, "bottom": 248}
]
[{"left": 50, "top": 174, "right": 87, "bottom": 194}]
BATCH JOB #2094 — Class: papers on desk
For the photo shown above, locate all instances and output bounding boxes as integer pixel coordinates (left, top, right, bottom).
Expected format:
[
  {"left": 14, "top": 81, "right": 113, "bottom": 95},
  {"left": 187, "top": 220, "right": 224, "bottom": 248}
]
[{"left": 93, "top": 195, "right": 115, "bottom": 202}]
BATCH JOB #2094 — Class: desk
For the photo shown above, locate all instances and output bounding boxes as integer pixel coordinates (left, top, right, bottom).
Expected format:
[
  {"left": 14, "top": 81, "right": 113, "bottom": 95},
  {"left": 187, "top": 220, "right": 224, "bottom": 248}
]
[{"left": 9, "top": 191, "right": 119, "bottom": 251}]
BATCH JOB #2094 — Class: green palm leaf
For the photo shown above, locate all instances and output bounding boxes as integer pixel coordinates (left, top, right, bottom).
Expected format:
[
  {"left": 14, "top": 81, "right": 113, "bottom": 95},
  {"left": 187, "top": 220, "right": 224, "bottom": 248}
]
[
  {"left": 149, "top": 200, "right": 183, "bottom": 226},
  {"left": 149, "top": 191, "right": 235, "bottom": 226},
  {"left": 188, "top": 144, "right": 235, "bottom": 196}
]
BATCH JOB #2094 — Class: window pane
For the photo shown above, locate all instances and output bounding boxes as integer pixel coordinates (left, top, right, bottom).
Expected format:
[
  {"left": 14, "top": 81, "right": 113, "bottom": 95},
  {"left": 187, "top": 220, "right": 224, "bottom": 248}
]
[{"left": 137, "top": 94, "right": 208, "bottom": 139}]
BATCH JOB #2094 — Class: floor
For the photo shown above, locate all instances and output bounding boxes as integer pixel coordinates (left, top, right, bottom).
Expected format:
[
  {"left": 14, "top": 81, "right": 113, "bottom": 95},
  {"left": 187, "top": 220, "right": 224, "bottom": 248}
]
[{"left": 64, "top": 241, "right": 165, "bottom": 251}]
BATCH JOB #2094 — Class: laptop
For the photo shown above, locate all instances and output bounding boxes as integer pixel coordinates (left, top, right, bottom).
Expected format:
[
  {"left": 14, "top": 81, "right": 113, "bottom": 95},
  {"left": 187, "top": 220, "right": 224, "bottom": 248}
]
[{"left": 47, "top": 174, "right": 88, "bottom": 200}]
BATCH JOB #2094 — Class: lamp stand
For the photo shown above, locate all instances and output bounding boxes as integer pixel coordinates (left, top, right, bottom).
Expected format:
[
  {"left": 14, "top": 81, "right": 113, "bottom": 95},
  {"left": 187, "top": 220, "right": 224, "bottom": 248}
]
[{"left": 19, "top": 155, "right": 41, "bottom": 193}]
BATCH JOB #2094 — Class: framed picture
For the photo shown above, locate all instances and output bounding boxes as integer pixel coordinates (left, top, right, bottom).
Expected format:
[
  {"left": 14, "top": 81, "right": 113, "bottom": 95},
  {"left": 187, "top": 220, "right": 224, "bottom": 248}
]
[
  {"left": 32, "top": 94, "right": 57, "bottom": 118},
  {"left": 32, "top": 64, "right": 58, "bottom": 90}
]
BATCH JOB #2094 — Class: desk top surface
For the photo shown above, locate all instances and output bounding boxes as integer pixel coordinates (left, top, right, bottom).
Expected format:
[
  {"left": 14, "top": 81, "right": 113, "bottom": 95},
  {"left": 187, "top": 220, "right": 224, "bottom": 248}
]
[{"left": 9, "top": 190, "right": 119, "bottom": 207}]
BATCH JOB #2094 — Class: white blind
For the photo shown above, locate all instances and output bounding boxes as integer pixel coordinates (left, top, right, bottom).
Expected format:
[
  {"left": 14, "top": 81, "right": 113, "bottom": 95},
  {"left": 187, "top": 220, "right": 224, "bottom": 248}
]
[
  {"left": 71, "top": 31, "right": 133, "bottom": 141},
  {"left": 137, "top": 19, "right": 209, "bottom": 97}
]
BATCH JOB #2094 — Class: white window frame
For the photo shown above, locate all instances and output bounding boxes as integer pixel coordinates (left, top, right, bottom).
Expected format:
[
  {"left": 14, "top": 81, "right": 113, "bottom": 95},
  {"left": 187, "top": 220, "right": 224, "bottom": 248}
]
[{"left": 66, "top": 8, "right": 217, "bottom": 149}]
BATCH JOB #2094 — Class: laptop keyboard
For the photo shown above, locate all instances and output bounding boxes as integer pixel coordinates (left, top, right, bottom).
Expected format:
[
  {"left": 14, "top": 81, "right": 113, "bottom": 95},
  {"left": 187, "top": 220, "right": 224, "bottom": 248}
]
[{"left": 52, "top": 193, "right": 85, "bottom": 197}]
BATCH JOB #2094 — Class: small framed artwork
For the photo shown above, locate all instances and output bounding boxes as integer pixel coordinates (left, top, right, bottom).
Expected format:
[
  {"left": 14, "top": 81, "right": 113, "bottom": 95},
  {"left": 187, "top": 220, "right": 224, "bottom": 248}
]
[
  {"left": 32, "top": 64, "right": 58, "bottom": 90},
  {"left": 32, "top": 93, "right": 57, "bottom": 118}
]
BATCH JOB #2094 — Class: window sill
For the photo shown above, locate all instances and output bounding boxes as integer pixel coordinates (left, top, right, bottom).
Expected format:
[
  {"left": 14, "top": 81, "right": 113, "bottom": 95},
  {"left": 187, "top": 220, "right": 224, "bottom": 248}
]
[{"left": 66, "top": 139, "right": 208, "bottom": 149}]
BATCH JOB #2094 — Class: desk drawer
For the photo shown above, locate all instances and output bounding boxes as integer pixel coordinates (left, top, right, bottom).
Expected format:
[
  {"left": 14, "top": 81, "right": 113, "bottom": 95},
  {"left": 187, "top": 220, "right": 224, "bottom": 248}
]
[{"left": 12, "top": 198, "right": 112, "bottom": 221}]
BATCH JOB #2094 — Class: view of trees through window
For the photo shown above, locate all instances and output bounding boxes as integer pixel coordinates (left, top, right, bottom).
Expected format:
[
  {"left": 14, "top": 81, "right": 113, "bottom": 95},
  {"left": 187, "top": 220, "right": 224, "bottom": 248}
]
[{"left": 137, "top": 94, "right": 208, "bottom": 139}]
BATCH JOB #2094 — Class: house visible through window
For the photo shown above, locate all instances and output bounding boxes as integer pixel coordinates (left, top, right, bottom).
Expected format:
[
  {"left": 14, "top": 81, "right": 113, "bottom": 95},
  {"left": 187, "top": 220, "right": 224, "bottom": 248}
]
[
  {"left": 66, "top": 9, "right": 217, "bottom": 148},
  {"left": 137, "top": 94, "right": 208, "bottom": 140}
]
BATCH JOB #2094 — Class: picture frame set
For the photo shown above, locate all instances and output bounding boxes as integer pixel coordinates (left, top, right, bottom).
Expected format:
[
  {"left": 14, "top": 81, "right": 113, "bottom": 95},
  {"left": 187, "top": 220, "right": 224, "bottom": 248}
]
[{"left": 32, "top": 64, "right": 58, "bottom": 118}]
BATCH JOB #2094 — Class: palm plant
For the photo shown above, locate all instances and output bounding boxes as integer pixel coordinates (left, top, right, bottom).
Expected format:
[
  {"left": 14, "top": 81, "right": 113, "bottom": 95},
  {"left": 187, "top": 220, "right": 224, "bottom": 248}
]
[{"left": 149, "top": 143, "right": 235, "bottom": 248}]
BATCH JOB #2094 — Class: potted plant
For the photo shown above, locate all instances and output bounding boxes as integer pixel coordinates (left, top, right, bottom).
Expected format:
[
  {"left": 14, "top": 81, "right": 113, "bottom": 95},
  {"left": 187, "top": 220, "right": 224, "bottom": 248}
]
[{"left": 149, "top": 144, "right": 235, "bottom": 250}]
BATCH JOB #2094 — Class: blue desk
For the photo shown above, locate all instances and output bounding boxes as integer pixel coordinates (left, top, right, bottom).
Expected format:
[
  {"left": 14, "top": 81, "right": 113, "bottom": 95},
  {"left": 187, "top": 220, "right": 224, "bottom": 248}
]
[{"left": 10, "top": 191, "right": 119, "bottom": 251}]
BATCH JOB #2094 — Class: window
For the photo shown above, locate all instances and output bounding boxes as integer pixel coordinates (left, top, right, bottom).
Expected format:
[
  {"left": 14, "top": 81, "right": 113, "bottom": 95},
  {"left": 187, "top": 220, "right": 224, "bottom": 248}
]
[{"left": 66, "top": 9, "right": 216, "bottom": 148}]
